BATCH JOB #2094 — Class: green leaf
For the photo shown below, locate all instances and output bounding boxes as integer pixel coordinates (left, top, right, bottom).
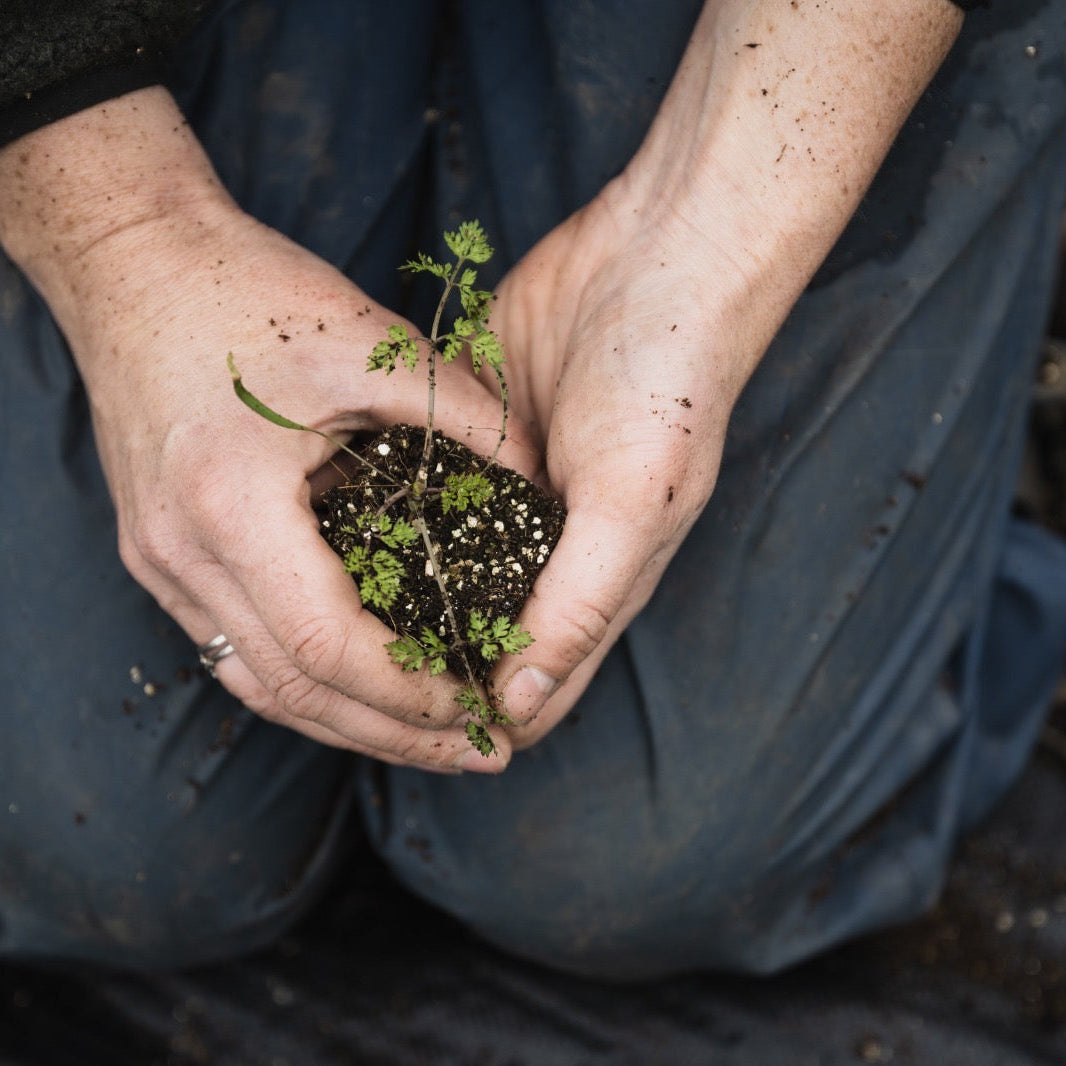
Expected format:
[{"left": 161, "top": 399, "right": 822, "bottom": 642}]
[
  {"left": 387, "top": 627, "right": 449, "bottom": 674},
  {"left": 400, "top": 252, "right": 451, "bottom": 279},
  {"left": 498, "top": 623, "right": 533, "bottom": 655},
  {"left": 440, "top": 471, "right": 494, "bottom": 515},
  {"left": 342, "top": 544, "right": 369, "bottom": 576},
  {"left": 456, "top": 685, "right": 491, "bottom": 720},
  {"left": 464, "top": 720, "right": 495, "bottom": 757},
  {"left": 467, "top": 610, "right": 502, "bottom": 661},
  {"left": 228, "top": 354, "right": 315, "bottom": 432},
  {"left": 343, "top": 544, "right": 404, "bottom": 610},
  {"left": 367, "top": 324, "right": 419, "bottom": 374},
  {"left": 458, "top": 285, "right": 494, "bottom": 322},
  {"left": 368, "top": 339, "right": 396, "bottom": 373},
  {"left": 387, "top": 634, "right": 428, "bottom": 672},
  {"left": 444, "top": 220, "right": 493, "bottom": 265},
  {"left": 374, "top": 513, "right": 418, "bottom": 549},
  {"left": 455, "top": 684, "right": 512, "bottom": 753},
  {"left": 464, "top": 611, "right": 532, "bottom": 662},
  {"left": 441, "top": 334, "right": 464, "bottom": 364},
  {"left": 469, "top": 329, "right": 504, "bottom": 373},
  {"left": 466, "top": 610, "right": 489, "bottom": 643},
  {"left": 440, "top": 317, "right": 476, "bottom": 364},
  {"left": 419, "top": 625, "right": 450, "bottom": 660},
  {"left": 363, "top": 550, "right": 405, "bottom": 608}
]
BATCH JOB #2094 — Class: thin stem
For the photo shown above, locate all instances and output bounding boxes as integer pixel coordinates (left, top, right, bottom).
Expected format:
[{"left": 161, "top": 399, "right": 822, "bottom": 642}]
[
  {"left": 408, "top": 504, "right": 480, "bottom": 692},
  {"left": 489, "top": 367, "right": 508, "bottom": 466},
  {"left": 318, "top": 433, "right": 389, "bottom": 481},
  {"left": 415, "top": 254, "right": 468, "bottom": 493},
  {"left": 373, "top": 485, "right": 410, "bottom": 520}
]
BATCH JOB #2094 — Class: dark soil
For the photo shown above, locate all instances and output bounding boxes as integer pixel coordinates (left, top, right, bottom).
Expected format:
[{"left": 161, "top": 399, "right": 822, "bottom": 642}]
[{"left": 319, "top": 424, "right": 566, "bottom": 681}]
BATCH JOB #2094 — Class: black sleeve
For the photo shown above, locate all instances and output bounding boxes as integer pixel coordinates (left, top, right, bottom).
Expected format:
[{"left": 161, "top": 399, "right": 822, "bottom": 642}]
[{"left": 0, "top": 0, "right": 205, "bottom": 148}]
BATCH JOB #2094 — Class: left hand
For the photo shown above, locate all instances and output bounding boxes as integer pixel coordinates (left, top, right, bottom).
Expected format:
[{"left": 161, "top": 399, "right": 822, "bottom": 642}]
[
  {"left": 485, "top": 0, "right": 964, "bottom": 747},
  {"left": 486, "top": 193, "right": 750, "bottom": 748}
]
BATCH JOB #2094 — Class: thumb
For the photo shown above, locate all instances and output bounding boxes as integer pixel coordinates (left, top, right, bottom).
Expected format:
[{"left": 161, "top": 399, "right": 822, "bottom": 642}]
[{"left": 492, "top": 502, "right": 664, "bottom": 726}]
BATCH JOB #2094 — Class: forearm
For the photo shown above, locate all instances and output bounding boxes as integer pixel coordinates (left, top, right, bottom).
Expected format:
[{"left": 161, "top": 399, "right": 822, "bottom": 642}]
[
  {"left": 0, "top": 86, "right": 234, "bottom": 347},
  {"left": 610, "top": 0, "right": 963, "bottom": 388}
]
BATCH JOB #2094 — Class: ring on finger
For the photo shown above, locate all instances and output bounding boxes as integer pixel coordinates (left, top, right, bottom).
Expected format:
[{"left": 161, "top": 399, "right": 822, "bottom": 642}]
[{"left": 197, "top": 634, "right": 236, "bottom": 678}]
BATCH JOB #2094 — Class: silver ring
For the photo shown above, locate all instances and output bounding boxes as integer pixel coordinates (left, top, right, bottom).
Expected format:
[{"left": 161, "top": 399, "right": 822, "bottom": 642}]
[{"left": 197, "top": 634, "right": 235, "bottom": 677}]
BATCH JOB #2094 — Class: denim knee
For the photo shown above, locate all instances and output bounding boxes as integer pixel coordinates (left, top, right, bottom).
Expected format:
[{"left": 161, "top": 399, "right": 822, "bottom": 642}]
[{"left": 0, "top": 707, "right": 355, "bottom": 970}]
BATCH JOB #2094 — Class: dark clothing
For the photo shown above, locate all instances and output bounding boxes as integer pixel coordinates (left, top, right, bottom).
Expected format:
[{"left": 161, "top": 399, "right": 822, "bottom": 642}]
[
  {"left": 1, "top": 0, "right": 1064, "bottom": 978},
  {"left": 0, "top": 0, "right": 202, "bottom": 145},
  {"left": 0, "top": 0, "right": 999, "bottom": 149}
]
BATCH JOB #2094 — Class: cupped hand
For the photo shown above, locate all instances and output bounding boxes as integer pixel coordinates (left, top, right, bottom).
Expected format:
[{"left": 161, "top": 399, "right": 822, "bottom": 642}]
[
  {"left": 65, "top": 200, "right": 540, "bottom": 771},
  {"left": 487, "top": 194, "right": 763, "bottom": 748}
]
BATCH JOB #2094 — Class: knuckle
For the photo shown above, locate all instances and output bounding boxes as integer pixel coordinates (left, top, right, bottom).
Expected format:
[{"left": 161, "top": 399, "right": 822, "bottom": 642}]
[
  {"left": 184, "top": 474, "right": 240, "bottom": 532},
  {"left": 239, "top": 686, "right": 289, "bottom": 726},
  {"left": 555, "top": 597, "right": 612, "bottom": 664},
  {"left": 122, "top": 517, "right": 176, "bottom": 572},
  {"left": 116, "top": 526, "right": 147, "bottom": 575},
  {"left": 280, "top": 615, "right": 352, "bottom": 687},
  {"left": 266, "top": 665, "right": 324, "bottom": 724},
  {"left": 393, "top": 735, "right": 451, "bottom": 768},
  {"left": 392, "top": 737, "right": 427, "bottom": 764}
]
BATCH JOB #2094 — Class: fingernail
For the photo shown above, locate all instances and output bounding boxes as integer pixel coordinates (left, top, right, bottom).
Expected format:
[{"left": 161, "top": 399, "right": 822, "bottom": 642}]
[
  {"left": 503, "top": 666, "right": 559, "bottom": 723},
  {"left": 456, "top": 747, "right": 508, "bottom": 774}
]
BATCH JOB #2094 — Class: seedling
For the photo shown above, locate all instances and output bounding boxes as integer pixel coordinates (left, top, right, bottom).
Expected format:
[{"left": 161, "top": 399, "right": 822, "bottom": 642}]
[{"left": 229, "top": 222, "right": 565, "bottom": 756}]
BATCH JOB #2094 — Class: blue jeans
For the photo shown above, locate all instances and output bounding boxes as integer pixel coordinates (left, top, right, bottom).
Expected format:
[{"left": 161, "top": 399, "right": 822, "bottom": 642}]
[{"left": 2, "top": 0, "right": 1065, "bottom": 978}]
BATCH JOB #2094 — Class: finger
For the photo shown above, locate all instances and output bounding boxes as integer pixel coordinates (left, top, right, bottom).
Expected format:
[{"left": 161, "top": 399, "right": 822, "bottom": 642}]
[
  {"left": 124, "top": 519, "right": 463, "bottom": 733},
  {"left": 197, "top": 484, "right": 505, "bottom": 729},
  {"left": 216, "top": 653, "right": 513, "bottom": 773},
  {"left": 149, "top": 565, "right": 513, "bottom": 772},
  {"left": 490, "top": 498, "right": 672, "bottom": 726}
]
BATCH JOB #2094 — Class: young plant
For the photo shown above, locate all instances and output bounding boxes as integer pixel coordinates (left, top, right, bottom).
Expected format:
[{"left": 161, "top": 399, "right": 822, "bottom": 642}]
[{"left": 228, "top": 222, "right": 565, "bottom": 757}]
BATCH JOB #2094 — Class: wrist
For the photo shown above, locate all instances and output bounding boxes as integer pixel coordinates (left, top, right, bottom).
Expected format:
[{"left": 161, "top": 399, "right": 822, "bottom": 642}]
[
  {"left": 608, "top": 0, "right": 962, "bottom": 330},
  {"left": 0, "top": 86, "right": 235, "bottom": 331}
]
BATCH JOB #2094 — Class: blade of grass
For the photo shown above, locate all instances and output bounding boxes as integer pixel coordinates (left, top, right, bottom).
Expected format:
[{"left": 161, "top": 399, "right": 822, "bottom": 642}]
[{"left": 227, "top": 354, "right": 388, "bottom": 479}]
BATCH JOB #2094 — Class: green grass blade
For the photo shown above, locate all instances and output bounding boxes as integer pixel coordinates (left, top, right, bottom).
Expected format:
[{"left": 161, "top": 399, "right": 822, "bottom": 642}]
[
  {"left": 226, "top": 354, "right": 388, "bottom": 479},
  {"left": 228, "top": 353, "right": 316, "bottom": 432}
]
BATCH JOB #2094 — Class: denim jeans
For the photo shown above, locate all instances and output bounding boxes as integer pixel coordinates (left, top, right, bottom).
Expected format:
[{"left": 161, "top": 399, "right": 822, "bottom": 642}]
[{"left": 1, "top": 0, "right": 1065, "bottom": 977}]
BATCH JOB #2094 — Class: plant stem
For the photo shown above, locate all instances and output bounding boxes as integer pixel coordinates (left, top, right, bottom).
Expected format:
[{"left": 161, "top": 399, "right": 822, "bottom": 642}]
[
  {"left": 415, "top": 255, "right": 467, "bottom": 495},
  {"left": 373, "top": 485, "right": 411, "bottom": 520},
  {"left": 489, "top": 369, "right": 508, "bottom": 466},
  {"left": 229, "top": 354, "right": 392, "bottom": 481},
  {"left": 407, "top": 503, "right": 480, "bottom": 692}
]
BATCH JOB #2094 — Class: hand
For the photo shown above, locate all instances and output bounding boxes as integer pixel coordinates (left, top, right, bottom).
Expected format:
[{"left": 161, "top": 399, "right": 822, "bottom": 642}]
[
  {"left": 85, "top": 207, "right": 545, "bottom": 770},
  {"left": 487, "top": 198, "right": 743, "bottom": 747},
  {"left": 0, "top": 90, "right": 540, "bottom": 772},
  {"left": 484, "top": 0, "right": 963, "bottom": 746}
]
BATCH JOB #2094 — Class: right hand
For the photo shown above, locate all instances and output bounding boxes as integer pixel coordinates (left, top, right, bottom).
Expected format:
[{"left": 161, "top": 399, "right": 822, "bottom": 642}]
[{"left": 0, "top": 91, "right": 539, "bottom": 772}]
